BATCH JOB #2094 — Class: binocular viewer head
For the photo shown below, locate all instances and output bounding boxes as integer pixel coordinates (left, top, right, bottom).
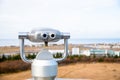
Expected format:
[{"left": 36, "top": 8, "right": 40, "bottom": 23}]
[
  {"left": 19, "top": 28, "right": 70, "bottom": 43},
  {"left": 18, "top": 28, "right": 70, "bottom": 63}
]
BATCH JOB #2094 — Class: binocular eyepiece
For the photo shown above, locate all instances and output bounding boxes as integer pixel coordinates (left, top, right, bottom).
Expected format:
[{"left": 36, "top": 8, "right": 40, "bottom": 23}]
[
  {"left": 38, "top": 32, "right": 56, "bottom": 40},
  {"left": 41, "top": 33, "right": 48, "bottom": 39}
]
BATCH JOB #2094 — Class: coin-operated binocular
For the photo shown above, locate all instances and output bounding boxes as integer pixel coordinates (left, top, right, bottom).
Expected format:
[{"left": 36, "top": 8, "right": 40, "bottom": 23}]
[{"left": 18, "top": 28, "right": 70, "bottom": 80}]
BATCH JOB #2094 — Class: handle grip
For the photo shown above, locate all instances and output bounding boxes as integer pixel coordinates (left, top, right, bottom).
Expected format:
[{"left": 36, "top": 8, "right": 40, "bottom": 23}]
[
  {"left": 19, "top": 38, "right": 69, "bottom": 63},
  {"left": 54, "top": 39, "right": 68, "bottom": 62},
  {"left": 20, "top": 39, "right": 33, "bottom": 63}
]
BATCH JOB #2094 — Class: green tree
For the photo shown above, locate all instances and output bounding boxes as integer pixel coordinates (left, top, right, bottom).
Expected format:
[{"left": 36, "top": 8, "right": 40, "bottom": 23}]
[
  {"left": 0, "top": 54, "right": 7, "bottom": 62},
  {"left": 114, "top": 55, "right": 118, "bottom": 58}
]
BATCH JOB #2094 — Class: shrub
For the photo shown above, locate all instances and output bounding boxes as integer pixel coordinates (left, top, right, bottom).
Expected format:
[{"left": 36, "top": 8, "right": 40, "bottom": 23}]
[
  {"left": 0, "top": 53, "right": 37, "bottom": 62},
  {"left": 27, "top": 53, "right": 36, "bottom": 59},
  {"left": 0, "top": 54, "right": 7, "bottom": 62},
  {"left": 12, "top": 54, "right": 21, "bottom": 60},
  {"left": 54, "top": 53, "right": 62, "bottom": 58},
  {"left": 98, "top": 58, "right": 104, "bottom": 62},
  {"left": 0, "top": 60, "right": 30, "bottom": 74},
  {"left": 114, "top": 55, "right": 119, "bottom": 58}
]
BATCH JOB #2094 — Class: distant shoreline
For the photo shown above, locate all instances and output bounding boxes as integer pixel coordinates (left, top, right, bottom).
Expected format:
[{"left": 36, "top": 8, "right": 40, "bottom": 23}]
[{"left": 0, "top": 38, "right": 120, "bottom": 47}]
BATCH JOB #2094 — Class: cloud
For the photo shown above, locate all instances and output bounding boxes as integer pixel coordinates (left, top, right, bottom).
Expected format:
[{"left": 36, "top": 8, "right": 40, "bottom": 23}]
[{"left": 0, "top": 0, "right": 120, "bottom": 39}]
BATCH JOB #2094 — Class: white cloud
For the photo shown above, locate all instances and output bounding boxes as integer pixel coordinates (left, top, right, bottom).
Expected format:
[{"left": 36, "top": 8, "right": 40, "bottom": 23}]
[{"left": 0, "top": 0, "right": 120, "bottom": 39}]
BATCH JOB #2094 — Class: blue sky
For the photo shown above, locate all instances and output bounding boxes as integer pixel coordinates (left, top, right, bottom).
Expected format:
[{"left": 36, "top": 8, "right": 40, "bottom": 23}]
[{"left": 0, "top": 0, "right": 120, "bottom": 39}]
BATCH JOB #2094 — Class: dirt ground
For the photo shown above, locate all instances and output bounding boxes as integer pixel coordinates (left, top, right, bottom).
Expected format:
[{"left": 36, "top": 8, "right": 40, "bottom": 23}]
[{"left": 0, "top": 63, "right": 120, "bottom": 80}]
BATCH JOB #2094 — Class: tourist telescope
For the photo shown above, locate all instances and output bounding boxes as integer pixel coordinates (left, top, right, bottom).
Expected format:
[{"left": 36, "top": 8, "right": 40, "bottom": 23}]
[{"left": 18, "top": 28, "right": 70, "bottom": 80}]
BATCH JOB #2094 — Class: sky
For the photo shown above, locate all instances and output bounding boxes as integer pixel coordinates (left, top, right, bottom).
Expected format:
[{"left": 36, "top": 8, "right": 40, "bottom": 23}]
[{"left": 0, "top": 0, "right": 120, "bottom": 39}]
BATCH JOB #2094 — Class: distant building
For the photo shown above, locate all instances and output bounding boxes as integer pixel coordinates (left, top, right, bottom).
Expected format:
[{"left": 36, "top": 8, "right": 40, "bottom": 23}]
[
  {"left": 71, "top": 47, "right": 120, "bottom": 57},
  {"left": 90, "top": 49, "right": 107, "bottom": 57},
  {"left": 97, "top": 45, "right": 111, "bottom": 49},
  {"left": 49, "top": 50, "right": 64, "bottom": 54},
  {"left": 114, "top": 51, "right": 120, "bottom": 56},
  {"left": 72, "top": 48, "right": 80, "bottom": 55},
  {"left": 80, "top": 50, "right": 90, "bottom": 56},
  {"left": 112, "top": 45, "right": 120, "bottom": 48},
  {"left": 49, "top": 50, "right": 70, "bottom": 55},
  {"left": 107, "top": 50, "right": 114, "bottom": 56}
]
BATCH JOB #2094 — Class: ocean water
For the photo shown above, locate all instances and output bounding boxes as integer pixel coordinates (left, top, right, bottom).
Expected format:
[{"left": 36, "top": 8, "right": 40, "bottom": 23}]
[
  {"left": 70, "top": 39, "right": 120, "bottom": 44},
  {"left": 0, "top": 39, "right": 120, "bottom": 46}
]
